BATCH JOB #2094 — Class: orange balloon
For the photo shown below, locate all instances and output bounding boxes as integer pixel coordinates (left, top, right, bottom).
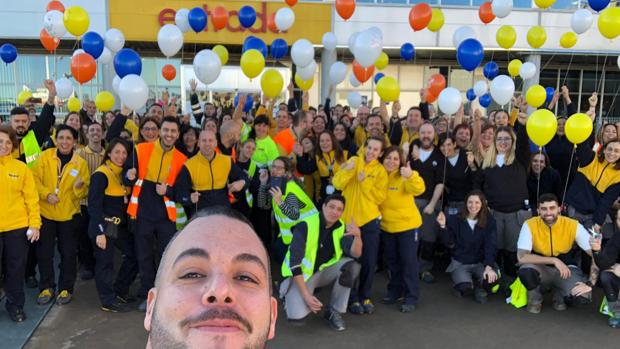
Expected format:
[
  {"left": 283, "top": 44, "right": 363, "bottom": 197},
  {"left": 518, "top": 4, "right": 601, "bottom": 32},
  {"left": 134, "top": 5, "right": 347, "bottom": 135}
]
[
  {"left": 212, "top": 6, "right": 228, "bottom": 31},
  {"left": 336, "top": 0, "right": 355, "bottom": 21},
  {"left": 71, "top": 53, "right": 96, "bottom": 85},
  {"left": 46, "top": 0, "right": 65, "bottom": 13},
  {"left": 427, "top": 90, "right": 438, "bottom": 103},
  {"left": 478, "top": 2, "right": 495, "bottom": 25},
  {"left": 162, "top": 64, "right": 176, "bottom": 81},
  {"left": 285, "top": 0, "right": 298, "bottom": 6},
  {"left": 267, "top": 12, "right": 277, "bottom": 32},
  {"left": 428, "top": 74, "right": 446, "bottom": 98},
  {"left": 40, "top": 28, "right": 60, "bottom": 53},
  {"left": 409, "top": 3, "right": 432, "bottom": 32},
  {"left": 352, "top": 60, "right": 374, "bottom": 83}
]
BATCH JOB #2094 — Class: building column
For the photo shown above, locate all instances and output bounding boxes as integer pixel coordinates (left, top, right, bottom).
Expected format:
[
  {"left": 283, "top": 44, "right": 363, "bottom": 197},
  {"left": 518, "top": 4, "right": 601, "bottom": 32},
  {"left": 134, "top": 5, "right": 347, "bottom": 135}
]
[
  {"left": 524, "top": 54, "right": 541, "bottom": 115},
  {"left": 320, "top": 49, "right": 337, "bottom": 103}
]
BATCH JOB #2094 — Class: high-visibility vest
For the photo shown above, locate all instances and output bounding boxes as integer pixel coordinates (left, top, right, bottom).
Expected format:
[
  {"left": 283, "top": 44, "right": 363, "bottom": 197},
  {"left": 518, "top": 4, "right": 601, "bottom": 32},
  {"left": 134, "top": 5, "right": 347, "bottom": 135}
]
[
  {"left": 126, "top": 142, "right": 187, "bottom": 222},
  {"left": 273, "top": 180, "right": 318, "bottom": 245},
  {"left": 245, "top": 160, "right": 257, "bottom": 207},
  {"left": 281, "top": 214, "right": 345, "bottom": 281}
]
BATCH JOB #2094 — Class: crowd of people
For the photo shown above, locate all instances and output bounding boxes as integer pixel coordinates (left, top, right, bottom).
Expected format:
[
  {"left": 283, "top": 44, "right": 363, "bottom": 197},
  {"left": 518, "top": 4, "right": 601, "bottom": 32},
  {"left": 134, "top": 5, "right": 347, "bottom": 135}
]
[{"left": 1, "top": 76, "right": 620, "bottom": 334}]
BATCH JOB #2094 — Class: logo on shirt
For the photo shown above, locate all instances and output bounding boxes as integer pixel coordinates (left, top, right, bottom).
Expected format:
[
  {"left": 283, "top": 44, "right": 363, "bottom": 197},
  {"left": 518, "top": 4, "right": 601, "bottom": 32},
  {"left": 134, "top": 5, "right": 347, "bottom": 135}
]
[{"left": 8, "top": 173, "right": 19, "bottom": 179}]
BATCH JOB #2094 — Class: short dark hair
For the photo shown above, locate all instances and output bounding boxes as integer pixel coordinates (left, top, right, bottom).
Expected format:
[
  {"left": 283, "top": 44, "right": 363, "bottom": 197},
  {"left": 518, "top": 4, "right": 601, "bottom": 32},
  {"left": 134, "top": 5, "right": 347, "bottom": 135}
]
[
  {"left": 324, "top": 193, "right": 346, "bottom": 207},
  {"left": 102, "top": 138, "right": 130, "bottom": 166},
  {"left": 10, "top": 107, "right": 28, "bottom": 117},
  {"left": 365, "top": 135, "right": 385, "bottom": 151},
  {"left": 438, "top": 133, "right": 456, "bottom": 148},
  {"left": 253, "top": 115, "right": 270, "bottom": 126},
  {"left": 538, "top": 193, "right": 559, "bottom": 206},
  {"left": 56, "top": 124, "right": 78, "bottom": 140},
  {"left": 292, "top": 110, "right": 306, "bottom": 127},
  {"left": 0, "top": 124, "right": 18, "bottom": 150},
  {"left": 87, "top": 122, "right": 103, "bottom": 131},
  {"left": 161, "top": 116, "right": 180, "bottom": 130}
]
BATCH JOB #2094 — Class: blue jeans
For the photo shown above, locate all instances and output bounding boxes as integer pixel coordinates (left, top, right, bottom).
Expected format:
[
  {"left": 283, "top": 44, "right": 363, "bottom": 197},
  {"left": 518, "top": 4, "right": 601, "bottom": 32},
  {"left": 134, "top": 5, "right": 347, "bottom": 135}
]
[
  {"left": 383, "top": 229, "right": 420, "bottom": 305},
  {"left": 349, "top": 218, "right": 380, "bottom": 303}
]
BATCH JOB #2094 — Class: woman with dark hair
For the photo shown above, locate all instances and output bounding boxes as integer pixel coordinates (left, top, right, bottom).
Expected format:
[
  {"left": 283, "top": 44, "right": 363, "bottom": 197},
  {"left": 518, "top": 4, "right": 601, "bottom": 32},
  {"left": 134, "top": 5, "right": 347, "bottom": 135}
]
[
  {"left": 439, "top": 133, "right": 474, "bottom": 216},
  {"left": 63, "top": 112, "right": 87, "bottom": 147},
  {"left": 251, "top": 115, "right": 280, "bottom": 169},
  {"left": 138, "top": 117, "right": 160, "bottom": 144},
  {"left": 526, "top": 152, "right": 563, "bottom": 210},
  {"left": 437, "top": 190, "right": 499, "bottom": 303},
  {"left": 333, "top": 122, "right": 357, "bottom": 156},
  {"left": 176, "top": 126, "right": 199, "bottom": 158},
  {"left": 88, "top": 138, "right": 136, "bottom": 313}
]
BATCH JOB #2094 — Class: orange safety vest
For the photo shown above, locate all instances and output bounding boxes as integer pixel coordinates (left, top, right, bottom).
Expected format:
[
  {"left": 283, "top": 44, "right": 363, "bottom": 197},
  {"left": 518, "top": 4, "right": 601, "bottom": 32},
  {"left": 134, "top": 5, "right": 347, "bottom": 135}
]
[{"left": 126, "top": 142, "right": 187, "bottom": 222}]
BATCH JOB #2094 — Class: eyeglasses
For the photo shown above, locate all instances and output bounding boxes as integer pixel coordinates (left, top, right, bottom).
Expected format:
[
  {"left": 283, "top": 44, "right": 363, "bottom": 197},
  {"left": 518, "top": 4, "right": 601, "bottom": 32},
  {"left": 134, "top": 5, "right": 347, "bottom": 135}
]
[
  {"left": 496, "top": 137, "right": 512, "bottom": 143},
  {"left": 142, "top": 127, "right": 158, "bottom": 132}
]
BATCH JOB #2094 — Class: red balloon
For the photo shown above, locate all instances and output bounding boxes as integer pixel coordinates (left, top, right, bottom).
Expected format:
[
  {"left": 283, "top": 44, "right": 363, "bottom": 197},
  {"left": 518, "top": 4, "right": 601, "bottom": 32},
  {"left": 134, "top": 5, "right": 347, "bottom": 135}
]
[
  {"left": 428, "top": 74, "right": 446, "bottom": 98},
  {"left": 267, "top": 12, "right": 277, "bottom": 32},
  {"left": 352, "top": 60, "right": 374, "bottom": 83},
  {"left": 40, "top": 28, "right": 60, "bottom": 53},
  {"left": 212, "top": 6, "right": 228, "bottom": 31},
  {"left": 285, "top": 0, "right": 298, "bottom": 6},
  {"left": 162, "top": 64, "right": 176, "bottom": 81},
  {"left": 478, "top": 2, "right": 496, "bottom": 25},
  {"left": 71, "top": 53, "right": 96, "bottom": 85},
  {"left": 336, "top": 0, "right": 355, "bottom": 21},
  {"left": 46, "top": 0, "right": 65, "bottom": 13},
  {"left": 409, "top": 3, "right": 432, "bottom": 32}
]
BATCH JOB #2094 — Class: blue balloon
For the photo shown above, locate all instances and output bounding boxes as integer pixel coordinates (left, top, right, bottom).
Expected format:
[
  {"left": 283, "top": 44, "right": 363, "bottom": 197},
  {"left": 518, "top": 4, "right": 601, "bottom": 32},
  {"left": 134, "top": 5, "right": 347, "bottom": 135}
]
[
  {"left": 479, "top": 93, "right": 492, "bottom": 108},
  {"left": 400, "top": 42, "right": 415, "bottom": 61},
  {"left": 0, "top": 43, "right": 17, "bottom": 64},
  {"left": 188, "top": 7, "right": 207, "bottom": 33},
  {"left": 114, "top": 48, "right": 142, "bottom": 78},
  {"left": 466, "top": 88, "right": 476, "bottom": 102},
  {"left": 374, "top": 73, "right": 385, "bottom": 84},
  {"left": 588, "top": 0, "right": 609, "bottom": 12},
  {"left": 483, "top": 61, "right": 499, "bottom": 80},
  {"left": 545, "top": 87, "right": 555, "bottom": 104},
  {"left": 243, "top": 36, "right": 267, "bottom": 58},
  {"left": 270, "top": 38, "right": 288, "bottom": 60},
  {"left": 238, "top": 6, "right": 257, "bottom": 28},
  {"left": 234, "top": 94, "right": 254, "bottom": 113},
  {"left": 456, "top": 38, "right": 484, "bottom": 72},
  {"left": 82, "top": 32, "right": 104, "bottom": 60}
]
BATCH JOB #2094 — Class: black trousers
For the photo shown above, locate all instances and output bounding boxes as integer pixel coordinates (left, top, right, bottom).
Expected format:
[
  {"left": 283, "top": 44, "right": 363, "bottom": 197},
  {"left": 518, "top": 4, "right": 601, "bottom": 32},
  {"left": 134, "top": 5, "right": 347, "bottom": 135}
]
[
  {"left": 113, "top": 226, "right": 139, "bottom": 298},
  {"left": 36, "top": 217, "right": 78, "bottom": 293},
  {"left": 1, "top": 228, "right": 28, "bottom": 311},
  {"left": 600, "top": 270, "right": 620, "bottom": 302},
  {"left": 77, "top": 205, "right": 95, "bottom": 272},
  {"left": 134, "top": 218, "right": 176, "bottom": 297},
  {"left": 25, "top": 240, "right": 37, "bottom": 279}
]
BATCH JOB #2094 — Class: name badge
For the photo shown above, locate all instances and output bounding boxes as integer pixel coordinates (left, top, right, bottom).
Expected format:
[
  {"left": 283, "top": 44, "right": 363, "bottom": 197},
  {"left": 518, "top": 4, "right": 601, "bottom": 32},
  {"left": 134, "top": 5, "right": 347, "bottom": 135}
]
[
  {"left": 325, "top": 185, "right": 335, "bottom": 195},
  {"left": 70, "top": 169, "right": 79, "bottom": 177}
]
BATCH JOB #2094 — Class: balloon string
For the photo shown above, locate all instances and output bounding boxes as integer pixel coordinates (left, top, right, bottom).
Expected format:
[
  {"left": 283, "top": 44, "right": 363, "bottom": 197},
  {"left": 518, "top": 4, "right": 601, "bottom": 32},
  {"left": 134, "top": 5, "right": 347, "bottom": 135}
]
[
  {"left": 536, "top": 147, "right": 542, "bottom": 206},
  {"left": 540, "top": 54, "right": 555, "bottom": 72},
  {"left": 561, "top": 54, "right": 574, "bottom": 88},
  {"left": 560, "top": 146, "right": 576, "bottom": 209},
  {"left": 595, "top": 54, "right": 608, "bottom": 95},
  {"left": 604, "top": 84, "right": 620, "bottom": 118},
  {"left": 13, "top": 62, "right": 18, "bottom": 103}
]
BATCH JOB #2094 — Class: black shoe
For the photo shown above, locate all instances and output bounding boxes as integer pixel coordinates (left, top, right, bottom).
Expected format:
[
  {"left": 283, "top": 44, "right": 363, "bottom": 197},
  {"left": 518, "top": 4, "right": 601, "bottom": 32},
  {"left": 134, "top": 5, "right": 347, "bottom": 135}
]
[
  {"left": 420, "top": 271, "right": 435, "bottom": 284},
  {"left": 101, "top": 301, "right": 132, "bottom": 313},
  {"left": 79, "top": 268, "right": 94, "bottom": 281},
  {"left": 26, "top": 276, "right": 38, "bottom": 289},
  {"left": 9, "top": 308, "right": 26, "bottom": 322},
  {"left": 324, "top": 308, "right": 346, "bottom": 331},
  {"left": 348, "top": 302, "right": 364, "bottom": 315},
  {"left": 474, "top": 288, "right": 488, "bottom": 304}
]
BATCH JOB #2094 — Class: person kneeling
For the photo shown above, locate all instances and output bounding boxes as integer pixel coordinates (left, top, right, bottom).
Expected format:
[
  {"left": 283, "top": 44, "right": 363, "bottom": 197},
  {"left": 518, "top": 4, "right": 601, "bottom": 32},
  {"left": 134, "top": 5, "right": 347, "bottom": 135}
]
[
  {"left": 280, "top": 194, "right": 362, "bottom": 331},
  {"left": 516, "top": 194, "right": 595, "bottom": 314}
]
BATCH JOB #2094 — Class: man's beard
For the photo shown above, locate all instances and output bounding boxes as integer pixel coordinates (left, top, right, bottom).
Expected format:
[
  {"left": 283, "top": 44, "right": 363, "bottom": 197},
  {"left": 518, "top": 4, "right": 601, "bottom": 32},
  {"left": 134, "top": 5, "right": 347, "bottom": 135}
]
[{"left": 16, "top": 127, "right": 27, "bottom": 137}]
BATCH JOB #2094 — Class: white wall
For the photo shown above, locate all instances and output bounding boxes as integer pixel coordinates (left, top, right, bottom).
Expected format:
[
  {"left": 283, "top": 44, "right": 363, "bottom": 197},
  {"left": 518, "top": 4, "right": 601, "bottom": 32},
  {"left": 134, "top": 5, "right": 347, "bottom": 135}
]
[
  {"left": 0, "top": 1, "right": 108, "bottom": 40},
  {"left": 334, "top": 6, "right": 620, "bottom": 53}
]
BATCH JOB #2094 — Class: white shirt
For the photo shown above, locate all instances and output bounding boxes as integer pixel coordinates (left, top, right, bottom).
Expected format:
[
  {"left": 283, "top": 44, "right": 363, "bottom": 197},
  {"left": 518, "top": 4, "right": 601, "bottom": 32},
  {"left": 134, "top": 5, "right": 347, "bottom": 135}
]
[
  {"left": 467, "top": 219, "right": 478, "bottom": 231},
  {"left": 448, "top": 153, "right": 459, "bottom": 167},
  {"left": 419, "top": 148, "right": 433, "bottom": 163},
  {"left": 517, "top": 220, "right": 591, "bottom": 258},
  {"left": 496, "top": 154, "right": 505, "bottom": 167}
]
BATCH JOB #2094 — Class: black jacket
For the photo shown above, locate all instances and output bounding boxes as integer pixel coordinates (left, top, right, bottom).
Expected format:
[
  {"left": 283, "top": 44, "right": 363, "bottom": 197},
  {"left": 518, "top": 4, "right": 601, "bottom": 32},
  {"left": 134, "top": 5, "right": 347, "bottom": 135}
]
[
  {"left": 440, "top": 214, "right": 497, "bottom": 267},
  {"left": 527, "top": 167, "right": 563, "bottom": 209},
  {"left": 594, "top": 229, "right": 620, "bottom": 270}
]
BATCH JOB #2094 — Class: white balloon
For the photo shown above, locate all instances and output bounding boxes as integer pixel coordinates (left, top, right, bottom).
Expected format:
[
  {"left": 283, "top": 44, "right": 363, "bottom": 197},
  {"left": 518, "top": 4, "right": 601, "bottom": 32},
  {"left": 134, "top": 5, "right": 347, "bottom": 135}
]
[
  {"left": 367, "top": 26, "right": 383, "bottom": 42},
  {"left": 98, "top": 47, "right": 113, "bottom": 65},
  {"left": 297, "top": 61, "right": 317, "bottom": 81},
  {"left": 329, "top": 61, "right": 347, "bottom": 85},
  {"left": 72, "top": 49, "right": 85, "bottom": 57},
  {"left": 322, "top": 32, "right": 337, "bottom": 51},
  {"left": 157, "top": 24, "right": 184, "bottom": 58},
  {"left": 193, "top": 49, "right": 222, "bottom": 85},
  {"left": 347, "top": 91, "right": 362, "bottom": 108},
  {"left": 519, "top": 62, "right": 537, "bottom": 80},
  {"left": 491, "top": 0, "right": 513, "bottom": 19},
  {"left": 175, "top": 8, "right": 191, "bottom": 33},
  {"left": 291, "top": 39, "right": 314, "bottom": 68},
  {"left": 105, "top": 28, "right": 125, "bottom": 53},
  {"left": 349, "top": 73, "right": 361, "bottom": 88},
  {"left": 489, "top": 75, "right": 515, "bottom": 106},
  {"left": 348, "top": 32, "right": 359, "bottom": 55},
  {"left": 354, "top": 30, "right": 382, "bottom": 68},
  {"left": 452, "top": 26, "right": 476, "bottom": 48},
  {"left": 438, "top": 87, "right": 462, "bottom": 115},
  {"left": 571, "top": 9, "right": 594, "bottom": 35},
  {"left": 119, "top": 74, "right": 149, "bottom": 111},
  {"left": 55, "top": 77, "right": 73, "bottom": 99},
  {"left": 112, "top": 75, "right": 121, "bottom": 95},
  {"left": 275, "top": 7, "right": 295, "bottom": 32},
  {"left": 473, "top": 81, "right": 488, "bottom": 97},
  {"left": 43, "top": 10, "right": 66, "bottom": 39}
]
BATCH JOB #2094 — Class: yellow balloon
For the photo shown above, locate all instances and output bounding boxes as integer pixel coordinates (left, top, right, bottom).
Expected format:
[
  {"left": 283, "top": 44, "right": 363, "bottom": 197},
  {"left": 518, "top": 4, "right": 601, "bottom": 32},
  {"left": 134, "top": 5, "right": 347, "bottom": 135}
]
[
  {"left": 527, "top": 26, "right": 547, "bottom": 49},
  {"left": 376, "top": 76, "right": 400, "bottom": 102},
  {"left": 17, "top": 90, "right": 33, "bottom": 105},
  {"left": 508, "top": 59, "right": 522, "bottom": 78},
  {"left": 63, "top": 6, "right": 90, "bottom": 37},
  {"left": 598, "top": 7, "right": 620, "bottom": 40},
  {"left": 427, "top": 8, "right": 445, "bottom": 33},
  {"left": 294, "top": 74, "right": 313, "bottom": 91},
  {"left": 560, "top": 32, "right": 578, "bottom": 48},
  {"left": 496, "top": 25, "right": 517, "bottom": 49},
  {"left": 526, "top": 85, "right": 547, "bottom": 108},
  {"left": 375, "top": 52, "right": 389, "bottom": 71},
  {"left": 534, "top": 0, "right": 556, "bottom": 9},
  {"left": 565, "top": 113, "right": 593, "bottom": 145},
  {"left": 526, "top": 109, "right": 557, "bottom": 147},
  {"left": 67, "top": 97, "right": 81, "bottom": 112},
  {"left": 260, "top": 69, "right": 284, "bottom": 98},
  {"left": 95, "top": 91, "right": 115, "bottom": 112},
  {"left": 240, "top": 49, "right": 265, "bottom": 79},
  {"left": 213, "top": 45, "right": 229, "bottom": 65}
]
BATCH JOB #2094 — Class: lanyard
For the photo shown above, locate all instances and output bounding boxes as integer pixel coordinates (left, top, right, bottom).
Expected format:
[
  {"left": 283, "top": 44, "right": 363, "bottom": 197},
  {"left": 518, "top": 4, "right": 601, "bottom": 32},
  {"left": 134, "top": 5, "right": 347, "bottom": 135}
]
[{"left": 321, "top": 152, "right": 336, "bottom": 177}]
